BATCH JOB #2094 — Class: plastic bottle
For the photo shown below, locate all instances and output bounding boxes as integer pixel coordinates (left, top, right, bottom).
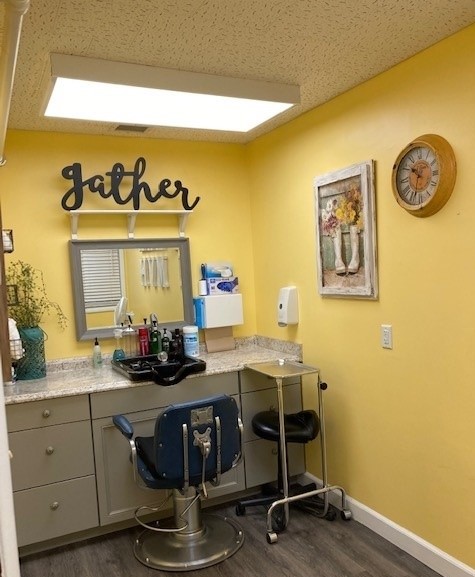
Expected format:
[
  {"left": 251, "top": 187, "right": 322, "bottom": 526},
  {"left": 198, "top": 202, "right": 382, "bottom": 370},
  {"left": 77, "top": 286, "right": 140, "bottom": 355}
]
[
  {"left": 171, "top": 328, "right": 183, "bottom": 357},
  {"left": 93, "top": 337, "right": 103, "bottom": 368},
  {"left": 112, "top": 328, "right": 125, "bottom": 361},
  {"left": 183, "top": 325, "right": 199, "bottom": 358},
  {"left": 123, "top": 325, "right": 137, "bottom": 358},
  {"left": 161, "top": 328, "right": 170, "bottom": 353},
  {"left": 149, "top": 321, "right": 161, "bottom": 354},
  {"left": 138, "top": 327, "right": 149, "bottom": 356}
]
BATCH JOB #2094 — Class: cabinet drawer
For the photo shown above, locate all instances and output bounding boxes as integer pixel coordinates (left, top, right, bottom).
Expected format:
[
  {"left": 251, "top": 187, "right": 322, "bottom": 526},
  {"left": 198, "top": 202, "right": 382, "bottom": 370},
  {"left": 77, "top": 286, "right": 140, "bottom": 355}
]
[
  {"left": 240, "top": 369, "right": 299, "bottom": 394},
  {"left": 6, "top": 395, "right": 90, "bottom": 432},
  {"left": 9, "top": 420, "right": 95, "bottom": 491},
  {"left": 240, "top": 383, "right": 302, "bottom": 442},
  {"left": 91, "top": 372, "right": 239, "bottom": 418},
  {"left": 14, "top": 476, "right": 98, "bottom": 547},
  {"left": 244, "top": 439, "right": 305, "bottom": 488}
]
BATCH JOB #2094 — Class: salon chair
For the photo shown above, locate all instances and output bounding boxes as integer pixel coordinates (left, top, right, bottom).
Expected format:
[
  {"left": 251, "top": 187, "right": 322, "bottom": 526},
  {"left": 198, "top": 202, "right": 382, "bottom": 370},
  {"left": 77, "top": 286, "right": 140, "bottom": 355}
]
[{"left": 113, "top": 394, "right": 244, "bottom": 571}]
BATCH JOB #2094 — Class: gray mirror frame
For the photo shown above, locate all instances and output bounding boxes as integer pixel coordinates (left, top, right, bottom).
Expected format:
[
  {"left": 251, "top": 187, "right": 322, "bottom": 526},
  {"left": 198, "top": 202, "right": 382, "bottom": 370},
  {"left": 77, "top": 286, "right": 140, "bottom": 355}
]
[{"left": 69, "top": 238, "right": 194, "bottom": 341}]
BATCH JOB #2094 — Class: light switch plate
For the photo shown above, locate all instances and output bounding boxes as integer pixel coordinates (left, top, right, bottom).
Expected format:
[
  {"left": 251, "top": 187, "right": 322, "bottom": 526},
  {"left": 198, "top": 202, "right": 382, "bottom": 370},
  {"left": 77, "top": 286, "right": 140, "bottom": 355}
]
[{"left": 381, "top": 324, "right": 393, "bottom": 349}]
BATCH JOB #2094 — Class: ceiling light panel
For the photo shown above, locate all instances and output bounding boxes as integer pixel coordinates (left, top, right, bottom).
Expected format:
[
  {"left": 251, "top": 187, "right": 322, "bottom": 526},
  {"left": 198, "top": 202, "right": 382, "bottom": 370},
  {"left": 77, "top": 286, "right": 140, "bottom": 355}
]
[{"left": 44, "top": 54, "right": 300, "bottom": 133}]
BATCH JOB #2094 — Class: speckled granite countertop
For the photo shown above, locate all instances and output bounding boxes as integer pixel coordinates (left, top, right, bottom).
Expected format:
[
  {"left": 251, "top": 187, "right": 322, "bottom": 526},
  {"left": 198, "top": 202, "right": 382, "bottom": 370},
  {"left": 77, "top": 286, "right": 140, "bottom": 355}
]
[{"left": 3, "top": 336, "right": 302, "bottom": 405}]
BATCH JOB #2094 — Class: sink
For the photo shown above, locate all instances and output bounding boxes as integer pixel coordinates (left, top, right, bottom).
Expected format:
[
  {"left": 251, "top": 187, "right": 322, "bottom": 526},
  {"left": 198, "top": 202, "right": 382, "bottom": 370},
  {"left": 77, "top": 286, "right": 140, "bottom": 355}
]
[{"left": 111, "top": 354, "right": 206, "bottom": 386}]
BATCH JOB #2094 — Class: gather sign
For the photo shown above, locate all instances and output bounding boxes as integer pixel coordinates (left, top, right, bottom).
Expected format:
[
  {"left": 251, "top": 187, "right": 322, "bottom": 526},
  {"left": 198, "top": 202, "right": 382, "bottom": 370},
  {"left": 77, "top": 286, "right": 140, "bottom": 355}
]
[{"left": 61, "top": 157, "right": 201, "bottom": 211}]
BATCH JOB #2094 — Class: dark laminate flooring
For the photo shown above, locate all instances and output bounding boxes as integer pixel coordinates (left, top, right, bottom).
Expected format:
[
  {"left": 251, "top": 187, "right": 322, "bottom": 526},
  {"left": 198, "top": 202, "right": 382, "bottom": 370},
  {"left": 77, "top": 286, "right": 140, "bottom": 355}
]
[{"left": 20, "top": 504, "right": 442, "bottom": 577}]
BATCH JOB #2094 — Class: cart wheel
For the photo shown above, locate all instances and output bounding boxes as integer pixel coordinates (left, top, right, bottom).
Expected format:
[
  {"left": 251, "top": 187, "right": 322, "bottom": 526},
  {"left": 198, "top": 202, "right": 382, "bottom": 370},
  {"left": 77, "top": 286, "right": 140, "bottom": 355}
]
[
  {"left": 325, "top": 508, "right": 337, "bottom": 521},
  {"left": 341, "top": 509, "right": 352, "bottom": 521},
  {"left": 271, "top": 505, "right": 287, "bottom": 532},
  {"left": 235, "top": 503, "right": 246, "bottom": 516},
  {"left": 267, "top": 531, "right": 278, "bottom": 544}
]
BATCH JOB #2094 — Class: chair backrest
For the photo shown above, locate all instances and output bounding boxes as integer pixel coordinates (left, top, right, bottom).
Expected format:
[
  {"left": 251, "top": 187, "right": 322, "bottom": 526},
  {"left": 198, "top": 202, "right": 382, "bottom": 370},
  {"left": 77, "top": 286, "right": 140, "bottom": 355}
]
[{"left": 153, "top": 394, "right": 241, "bottom": 488}]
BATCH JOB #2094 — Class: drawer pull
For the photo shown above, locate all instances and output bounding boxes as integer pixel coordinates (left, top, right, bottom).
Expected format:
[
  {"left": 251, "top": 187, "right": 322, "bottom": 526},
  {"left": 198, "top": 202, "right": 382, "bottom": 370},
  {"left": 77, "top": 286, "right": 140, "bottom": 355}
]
[
  {"left": 50, "top": 501, "right": 60, "bottom": 511},
  {"left": 272, "top": 448, "right": 278, "bottom": 456},
  {"left": 42, "top": 409, "right": 51, "bottom": 418},
  {"left": 45, "top": 446, "right": 55, "bottom": 455},
  {"left": 269, "top": 405, "right": 276, "bottom": 412}
]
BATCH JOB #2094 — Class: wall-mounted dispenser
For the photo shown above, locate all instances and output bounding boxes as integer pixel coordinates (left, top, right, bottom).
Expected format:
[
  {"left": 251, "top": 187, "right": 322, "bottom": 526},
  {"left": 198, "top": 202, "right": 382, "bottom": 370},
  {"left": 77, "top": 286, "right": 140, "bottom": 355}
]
[
  {"left": 194, "top": 294, "right": 243, "bottom": 329},
  {"left": 277, "top": 286, "right": 299, "bottom": 327}
]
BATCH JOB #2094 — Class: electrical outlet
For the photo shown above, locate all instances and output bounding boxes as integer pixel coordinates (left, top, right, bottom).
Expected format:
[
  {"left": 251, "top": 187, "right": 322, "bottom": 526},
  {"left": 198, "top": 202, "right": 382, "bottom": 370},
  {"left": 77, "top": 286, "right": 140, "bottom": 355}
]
[{"left": 381, "top": 324, "right": 393, "bottom": 349}]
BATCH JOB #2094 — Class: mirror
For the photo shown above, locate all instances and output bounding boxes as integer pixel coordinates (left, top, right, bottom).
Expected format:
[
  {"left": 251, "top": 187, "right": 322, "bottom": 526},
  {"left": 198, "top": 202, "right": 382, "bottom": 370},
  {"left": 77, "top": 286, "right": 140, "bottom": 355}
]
[{"left": 70, "top": 238, "right": 194, "bottom": 341}]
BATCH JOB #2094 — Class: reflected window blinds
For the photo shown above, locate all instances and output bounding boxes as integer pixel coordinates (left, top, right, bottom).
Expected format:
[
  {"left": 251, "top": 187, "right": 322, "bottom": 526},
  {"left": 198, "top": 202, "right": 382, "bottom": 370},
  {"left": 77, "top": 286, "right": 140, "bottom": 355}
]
[{"left": 80, "top": 248, "right": 123, "bottom": 309}]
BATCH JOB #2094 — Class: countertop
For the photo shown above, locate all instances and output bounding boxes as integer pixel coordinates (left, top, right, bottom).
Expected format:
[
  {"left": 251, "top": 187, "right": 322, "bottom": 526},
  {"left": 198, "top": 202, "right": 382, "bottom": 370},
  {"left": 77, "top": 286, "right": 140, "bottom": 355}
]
[{"left": 3, "top": 336, "right": 302, "bottom": 405}]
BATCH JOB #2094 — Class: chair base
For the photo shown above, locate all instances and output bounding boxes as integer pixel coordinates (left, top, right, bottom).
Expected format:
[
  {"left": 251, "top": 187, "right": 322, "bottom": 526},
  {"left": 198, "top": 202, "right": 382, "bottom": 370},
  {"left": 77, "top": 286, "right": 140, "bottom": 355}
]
[
  {"left": 134, "top": 514, "right": 244, "bottom": 572},
  {"left": 236, "top": 481, "right": 317, "bottom": 517}
]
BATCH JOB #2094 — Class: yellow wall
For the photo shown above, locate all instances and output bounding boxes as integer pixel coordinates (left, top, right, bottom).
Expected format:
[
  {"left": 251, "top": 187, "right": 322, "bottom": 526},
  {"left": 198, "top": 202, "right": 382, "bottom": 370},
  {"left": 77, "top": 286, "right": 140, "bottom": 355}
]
[
  {"left": 248, "top": 24, "right": 475, "bottom": 567},
  {"left": 1, "top": 133, "right": 256, "bottom": 357},
  {"left": 1, "top": 23, "right": 474, "bottom": 569}
]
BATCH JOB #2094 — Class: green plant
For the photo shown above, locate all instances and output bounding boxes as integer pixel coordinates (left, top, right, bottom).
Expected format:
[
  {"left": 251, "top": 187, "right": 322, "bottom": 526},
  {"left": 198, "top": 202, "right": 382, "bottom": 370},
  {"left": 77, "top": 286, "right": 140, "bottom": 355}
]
[{"left": 6, "top": 260, "right": 67, "bottom": 329}]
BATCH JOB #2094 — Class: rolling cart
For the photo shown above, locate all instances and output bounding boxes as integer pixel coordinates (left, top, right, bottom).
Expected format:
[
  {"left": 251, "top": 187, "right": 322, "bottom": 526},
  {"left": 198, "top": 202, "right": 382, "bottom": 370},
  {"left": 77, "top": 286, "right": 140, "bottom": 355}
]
[{"left": 245, "top": 359, "right": 352, "bottom": 543}]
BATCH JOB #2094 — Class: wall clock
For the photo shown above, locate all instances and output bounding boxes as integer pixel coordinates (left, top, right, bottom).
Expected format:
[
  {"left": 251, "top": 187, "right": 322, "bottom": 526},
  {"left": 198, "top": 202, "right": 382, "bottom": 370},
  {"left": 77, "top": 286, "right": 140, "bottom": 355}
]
[{"left": 391, "top": 134, "right": 456, "bottom": 217}]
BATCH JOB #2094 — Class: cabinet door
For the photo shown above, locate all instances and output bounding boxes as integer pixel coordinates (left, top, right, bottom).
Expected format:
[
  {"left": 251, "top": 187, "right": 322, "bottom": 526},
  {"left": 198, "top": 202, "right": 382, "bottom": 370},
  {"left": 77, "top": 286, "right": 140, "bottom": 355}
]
[
  {"left": 244, "top": 439, "right": 305, "bottom": 488},
  {"left": 93, "top": 409, "right": 169, "bottom": 526}
]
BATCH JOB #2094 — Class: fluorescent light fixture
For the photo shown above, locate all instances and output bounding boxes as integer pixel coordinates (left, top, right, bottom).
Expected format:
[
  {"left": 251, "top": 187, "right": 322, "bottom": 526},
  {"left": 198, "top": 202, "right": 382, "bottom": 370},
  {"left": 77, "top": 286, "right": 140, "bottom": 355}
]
[{"left": 44, "top": 54, "right": 300, "bottom": 133}]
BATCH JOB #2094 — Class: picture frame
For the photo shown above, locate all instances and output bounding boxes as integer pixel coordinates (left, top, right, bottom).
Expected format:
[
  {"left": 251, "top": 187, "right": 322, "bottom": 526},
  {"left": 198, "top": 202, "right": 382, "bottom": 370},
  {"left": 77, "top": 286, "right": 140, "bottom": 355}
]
[
  {"left": 314, "top": 160, "right": 378, "bottom": 299},
  {"left": 6, "top": 284, "right": 19, "bottom": 307}
]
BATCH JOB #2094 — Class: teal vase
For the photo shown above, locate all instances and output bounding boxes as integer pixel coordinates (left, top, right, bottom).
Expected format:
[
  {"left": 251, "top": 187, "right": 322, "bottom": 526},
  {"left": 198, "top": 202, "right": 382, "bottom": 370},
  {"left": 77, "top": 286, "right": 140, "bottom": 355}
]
[{"left": 16, "top": 326, "right": 47, "bottom": 380}]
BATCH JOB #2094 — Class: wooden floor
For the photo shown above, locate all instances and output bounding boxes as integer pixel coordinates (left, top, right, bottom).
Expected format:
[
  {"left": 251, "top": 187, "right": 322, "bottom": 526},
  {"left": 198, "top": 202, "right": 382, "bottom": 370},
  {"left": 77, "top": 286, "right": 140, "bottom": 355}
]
[{"left": 20, "top": 503, "right": 442, "bottom": 577}]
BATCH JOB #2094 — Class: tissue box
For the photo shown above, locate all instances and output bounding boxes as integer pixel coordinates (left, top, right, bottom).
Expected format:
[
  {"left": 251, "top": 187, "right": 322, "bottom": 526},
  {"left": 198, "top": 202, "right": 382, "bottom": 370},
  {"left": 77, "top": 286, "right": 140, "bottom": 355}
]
[{"left": 207, "top": 276, "right": 239, "bottom": 295}]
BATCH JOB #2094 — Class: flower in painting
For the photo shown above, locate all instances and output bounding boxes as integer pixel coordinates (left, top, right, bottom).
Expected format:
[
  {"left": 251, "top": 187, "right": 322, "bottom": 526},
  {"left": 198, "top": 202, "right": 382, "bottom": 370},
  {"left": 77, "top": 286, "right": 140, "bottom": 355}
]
[
  {"left": 335, "top": 187, "right": 363, "bottom": 230},
  {"left": 320, "top": 198, "right": 340, "bottom": 237}
]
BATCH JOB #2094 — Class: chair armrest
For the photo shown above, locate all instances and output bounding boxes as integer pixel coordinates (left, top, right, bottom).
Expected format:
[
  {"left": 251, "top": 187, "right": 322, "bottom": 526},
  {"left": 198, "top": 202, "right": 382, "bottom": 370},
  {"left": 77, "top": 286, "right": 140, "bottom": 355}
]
[
  {"left": 232, "top": 417, "right": 244, "bottom": 468},
  {"left": 113, "top": 414, "right": 134, "bottom": 439}
]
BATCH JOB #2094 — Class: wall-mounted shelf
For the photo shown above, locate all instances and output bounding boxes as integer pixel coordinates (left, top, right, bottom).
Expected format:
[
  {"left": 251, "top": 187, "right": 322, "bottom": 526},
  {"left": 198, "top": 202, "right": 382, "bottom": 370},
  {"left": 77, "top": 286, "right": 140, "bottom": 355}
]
[{"left": 68, "top": 209, "right": 192, "bottom": 239}]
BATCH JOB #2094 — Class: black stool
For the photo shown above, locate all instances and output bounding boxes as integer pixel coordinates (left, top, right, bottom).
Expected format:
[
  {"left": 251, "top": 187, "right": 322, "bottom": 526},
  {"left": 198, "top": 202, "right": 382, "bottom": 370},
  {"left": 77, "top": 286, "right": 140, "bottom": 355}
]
[{"left": 235, "top": 409, "right": 331, "bottom": 529}]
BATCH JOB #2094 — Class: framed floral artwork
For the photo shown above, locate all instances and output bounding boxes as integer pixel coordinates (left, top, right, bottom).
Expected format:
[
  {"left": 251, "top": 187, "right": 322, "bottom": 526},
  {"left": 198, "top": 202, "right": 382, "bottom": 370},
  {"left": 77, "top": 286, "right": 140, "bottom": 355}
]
[{"left": 314, "top": 160, "right": 378, "bottom": 299}]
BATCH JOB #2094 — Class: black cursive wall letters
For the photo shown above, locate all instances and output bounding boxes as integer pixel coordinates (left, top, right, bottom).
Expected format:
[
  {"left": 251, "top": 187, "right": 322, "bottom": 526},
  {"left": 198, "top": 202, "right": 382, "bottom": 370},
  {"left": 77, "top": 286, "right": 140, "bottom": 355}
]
[{"left": 61, "top": 157, "right": 200, "bottom": 211}]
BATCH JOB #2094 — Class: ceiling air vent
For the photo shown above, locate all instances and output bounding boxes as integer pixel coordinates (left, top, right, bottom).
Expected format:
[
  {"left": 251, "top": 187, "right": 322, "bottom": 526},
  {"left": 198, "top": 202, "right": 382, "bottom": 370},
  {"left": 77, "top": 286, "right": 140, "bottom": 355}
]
[{"left": 115, "top": 124, "right": 149, "bottom": 133}]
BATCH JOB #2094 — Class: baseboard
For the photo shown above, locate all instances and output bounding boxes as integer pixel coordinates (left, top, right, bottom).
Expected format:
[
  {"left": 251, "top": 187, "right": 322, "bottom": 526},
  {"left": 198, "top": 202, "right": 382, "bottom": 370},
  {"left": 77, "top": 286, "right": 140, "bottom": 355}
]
[{"left": 301, "top": 473, "right": 475, "bottom": 577}]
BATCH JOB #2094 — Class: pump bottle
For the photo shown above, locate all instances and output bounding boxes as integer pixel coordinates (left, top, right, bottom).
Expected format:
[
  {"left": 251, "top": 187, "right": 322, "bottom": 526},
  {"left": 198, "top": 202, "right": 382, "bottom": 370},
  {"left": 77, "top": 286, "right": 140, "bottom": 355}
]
[{"left": 93, "top": 337, "right": 103, "bottom": 368}]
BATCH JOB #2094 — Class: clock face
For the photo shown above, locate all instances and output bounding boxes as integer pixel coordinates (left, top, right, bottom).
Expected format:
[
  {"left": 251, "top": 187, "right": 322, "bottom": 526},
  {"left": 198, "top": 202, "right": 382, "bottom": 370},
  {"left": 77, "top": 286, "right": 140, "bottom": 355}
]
[
  {"left": 395, "top": 145, "right": 440, "bottom": 208},
  {"left": 392, "top": 134, "right": 456, "bottom": 217}
]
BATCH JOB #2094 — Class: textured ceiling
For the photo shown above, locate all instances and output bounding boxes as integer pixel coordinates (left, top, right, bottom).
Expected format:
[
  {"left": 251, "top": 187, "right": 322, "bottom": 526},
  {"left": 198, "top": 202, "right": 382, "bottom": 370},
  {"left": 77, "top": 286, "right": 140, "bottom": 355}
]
[{"left": 2, "top": 0, "right": 475, "bottom": 143}]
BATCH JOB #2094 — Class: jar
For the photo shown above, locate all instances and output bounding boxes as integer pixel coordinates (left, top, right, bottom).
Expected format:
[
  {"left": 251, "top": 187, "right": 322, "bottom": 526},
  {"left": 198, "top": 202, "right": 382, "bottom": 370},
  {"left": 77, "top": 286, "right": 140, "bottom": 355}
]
[
  {"left": 122, "top": 326, "right": 138, "bottom": 358},
  {"left": 183, "top": 325, "right": 199, "bottom": 357}
]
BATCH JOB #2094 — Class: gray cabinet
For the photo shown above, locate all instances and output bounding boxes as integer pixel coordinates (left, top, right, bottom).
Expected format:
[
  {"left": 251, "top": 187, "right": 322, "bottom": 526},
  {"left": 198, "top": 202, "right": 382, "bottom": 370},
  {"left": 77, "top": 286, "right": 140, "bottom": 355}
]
[
  {"left": 6, "top": 365, "right": 305, "bottom": 549},
  {"left": 239, "top": 370, "right": 305, "bottom": 488},
  {"left": 91, "top": 372, "right": 245, "bottom": 526},
  {"left": 6, "top": 395, "right": 98, "bottom": 547}
]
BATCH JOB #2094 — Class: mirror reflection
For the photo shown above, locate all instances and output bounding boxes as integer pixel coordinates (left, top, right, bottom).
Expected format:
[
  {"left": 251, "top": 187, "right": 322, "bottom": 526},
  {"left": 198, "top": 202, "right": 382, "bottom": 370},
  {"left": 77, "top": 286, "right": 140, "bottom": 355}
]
[{"left": 70, "top": 238, "right": 194, "bottom": 341}]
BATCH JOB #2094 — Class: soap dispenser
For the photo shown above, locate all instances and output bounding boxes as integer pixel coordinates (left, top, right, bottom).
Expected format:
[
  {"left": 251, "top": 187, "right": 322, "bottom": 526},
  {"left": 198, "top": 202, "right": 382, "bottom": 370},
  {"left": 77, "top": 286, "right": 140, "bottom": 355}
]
[
  {"left": 277, "top": 286, "right": 299, "bottom": 327},
  {"left": 93, "top": 337, "right": 103, "bottom": 368},
  {"left": 112, "top": 328, "right": 125, "bottom": 361}
]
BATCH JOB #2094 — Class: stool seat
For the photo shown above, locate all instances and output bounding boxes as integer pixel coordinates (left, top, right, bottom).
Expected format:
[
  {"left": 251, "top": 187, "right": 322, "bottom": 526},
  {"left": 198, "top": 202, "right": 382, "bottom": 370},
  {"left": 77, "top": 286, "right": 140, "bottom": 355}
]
[{"left": 252, "top": 410, "right": 319, "bottom": 444}]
